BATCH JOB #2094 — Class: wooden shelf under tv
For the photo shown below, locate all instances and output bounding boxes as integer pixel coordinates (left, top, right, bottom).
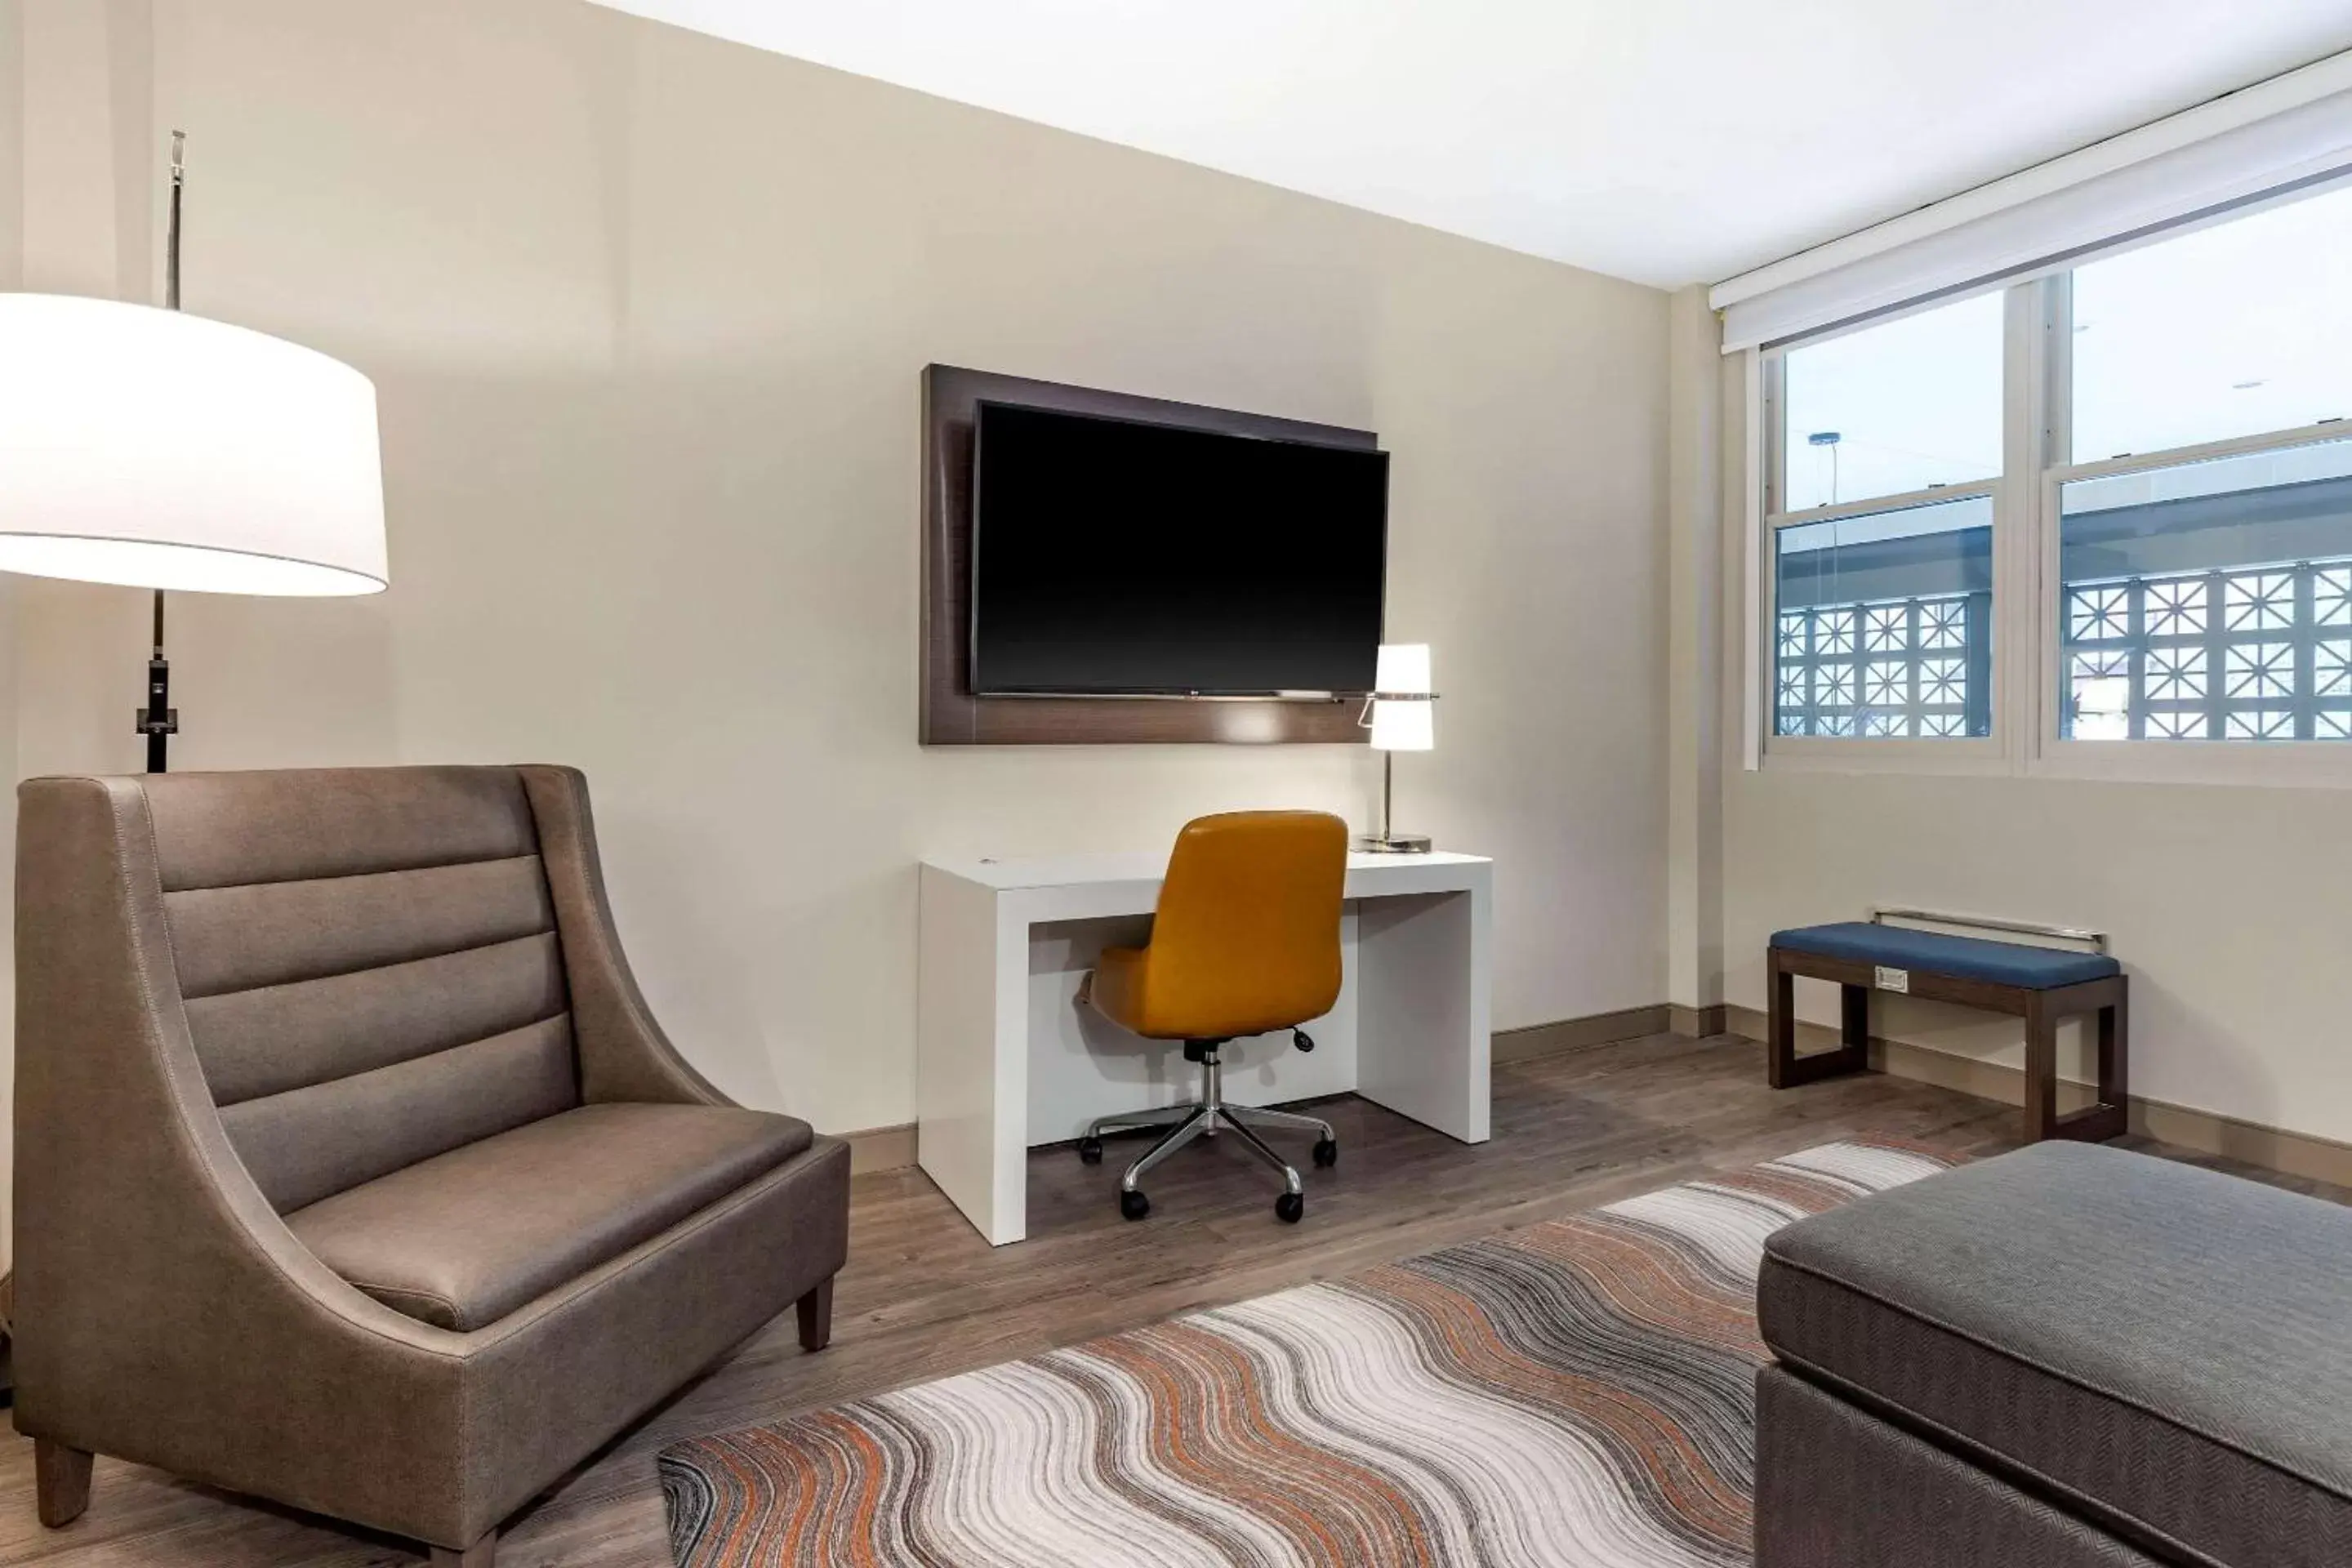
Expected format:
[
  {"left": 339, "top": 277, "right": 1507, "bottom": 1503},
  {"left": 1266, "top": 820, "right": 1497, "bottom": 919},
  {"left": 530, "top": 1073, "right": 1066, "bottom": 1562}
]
[{"left": 920, "top": 364, "right": 1375, "bottom": 746}]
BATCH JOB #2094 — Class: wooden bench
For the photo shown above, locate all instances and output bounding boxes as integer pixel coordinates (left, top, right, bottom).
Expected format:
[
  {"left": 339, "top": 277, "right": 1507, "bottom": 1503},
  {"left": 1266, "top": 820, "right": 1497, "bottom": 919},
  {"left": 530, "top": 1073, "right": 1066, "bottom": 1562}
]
[{"left": 1768, "top": 915, "right": 2127, "bottom": 1143}]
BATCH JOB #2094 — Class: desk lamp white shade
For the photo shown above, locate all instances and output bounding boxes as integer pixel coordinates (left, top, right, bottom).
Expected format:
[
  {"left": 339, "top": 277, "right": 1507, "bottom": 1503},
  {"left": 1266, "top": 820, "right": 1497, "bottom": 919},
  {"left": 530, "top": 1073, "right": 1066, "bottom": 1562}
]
[
  {"left": 1368, "top": 642, "right": 1434, "bottom": 751},
  {"left": 0, "top": 293, "right": 386, "bottom": 595}
]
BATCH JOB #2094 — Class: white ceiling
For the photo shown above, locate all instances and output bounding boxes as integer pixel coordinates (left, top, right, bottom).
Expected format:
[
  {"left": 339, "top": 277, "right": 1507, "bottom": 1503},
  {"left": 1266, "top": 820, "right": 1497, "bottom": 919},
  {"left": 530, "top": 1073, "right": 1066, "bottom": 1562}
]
[{"left": 589, "top": 0, "right": 2352, "bottom": 290}]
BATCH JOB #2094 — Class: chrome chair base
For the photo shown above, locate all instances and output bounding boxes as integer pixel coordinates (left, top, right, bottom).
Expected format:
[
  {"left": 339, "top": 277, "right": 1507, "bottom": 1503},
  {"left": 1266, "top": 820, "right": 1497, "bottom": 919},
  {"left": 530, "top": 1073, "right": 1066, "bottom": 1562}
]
[{"left": 1079, "top": 1043, "right": 1335, "bottom": 1223}]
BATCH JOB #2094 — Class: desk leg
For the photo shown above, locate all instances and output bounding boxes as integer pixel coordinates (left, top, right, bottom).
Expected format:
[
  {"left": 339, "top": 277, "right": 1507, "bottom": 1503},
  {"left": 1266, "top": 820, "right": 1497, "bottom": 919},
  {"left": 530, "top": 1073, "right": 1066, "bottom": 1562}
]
[
  {"left": 917, "top": 872, "right": 1032, "bottom": 1245},
  {"left": 1354, "top": 884, "right": 1490, "bottom": 1143}
]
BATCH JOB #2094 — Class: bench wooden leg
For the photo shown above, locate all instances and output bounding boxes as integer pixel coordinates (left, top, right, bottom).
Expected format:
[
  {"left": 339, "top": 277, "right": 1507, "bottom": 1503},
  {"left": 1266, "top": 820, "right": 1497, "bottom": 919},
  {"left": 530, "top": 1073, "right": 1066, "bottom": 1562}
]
[
  {"left": 1767, "top": 959, "right": 1797, "bottom": 1089},
  {"left": 2024, "top": 996, "right": 2059, "bottom": 1142},
  {"left": 1767, "top": 951, "right": 1870, "bottom": 1089},
  {"left": 34, "top": 1439, "right": 92, "bottom": 1529},
  {"left": 2047, "top": 991, "right": 2129, "bottom": 1143},
  {"left": 1841, "top": 983, "right": 1870, "bottom": 1058},
  {"left": 2098, "top": 991, "right": 2128, "bottom": 1114}
]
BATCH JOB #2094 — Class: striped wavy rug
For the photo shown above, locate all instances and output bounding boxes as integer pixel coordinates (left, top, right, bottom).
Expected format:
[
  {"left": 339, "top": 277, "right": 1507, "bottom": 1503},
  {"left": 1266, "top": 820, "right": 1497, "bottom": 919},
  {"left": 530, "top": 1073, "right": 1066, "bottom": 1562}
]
[{"left": 660, "top": 1139, "right": 1951, "bottom": 1567}]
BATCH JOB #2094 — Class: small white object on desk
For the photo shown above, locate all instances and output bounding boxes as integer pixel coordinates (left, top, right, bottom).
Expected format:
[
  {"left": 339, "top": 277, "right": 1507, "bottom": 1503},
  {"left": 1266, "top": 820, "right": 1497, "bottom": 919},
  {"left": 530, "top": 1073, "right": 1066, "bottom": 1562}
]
[{"left": 917, "top": 847, "right": 1492, "bottom": 1245}]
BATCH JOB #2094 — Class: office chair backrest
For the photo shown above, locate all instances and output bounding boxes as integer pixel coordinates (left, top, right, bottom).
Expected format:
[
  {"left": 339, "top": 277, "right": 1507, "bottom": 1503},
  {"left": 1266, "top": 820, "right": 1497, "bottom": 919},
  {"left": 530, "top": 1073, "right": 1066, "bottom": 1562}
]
[{"left": 1147, "top": 810, "right": 1348, "bottom": 1038}]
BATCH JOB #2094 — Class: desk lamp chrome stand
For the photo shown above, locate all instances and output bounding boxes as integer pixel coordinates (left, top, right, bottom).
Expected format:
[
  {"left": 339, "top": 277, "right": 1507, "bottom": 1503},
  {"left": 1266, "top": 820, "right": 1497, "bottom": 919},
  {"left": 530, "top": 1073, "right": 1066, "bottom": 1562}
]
[
  {"left": 1360, "top": 751, "right": 1432, "bottom": 855},
  {"left": 1356, "top": 685, "right": 1437, "bottom": 854}
]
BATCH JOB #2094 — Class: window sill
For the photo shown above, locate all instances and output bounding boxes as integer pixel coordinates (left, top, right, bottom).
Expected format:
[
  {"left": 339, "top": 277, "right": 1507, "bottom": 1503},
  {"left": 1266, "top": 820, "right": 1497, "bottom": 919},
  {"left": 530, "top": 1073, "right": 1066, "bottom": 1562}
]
[
  {"left": 2030, "top": 739, "right": 2352, "bottom": 791},
  {"left": 1758, "top": 737, "right": 2013, "bottom": 777}
]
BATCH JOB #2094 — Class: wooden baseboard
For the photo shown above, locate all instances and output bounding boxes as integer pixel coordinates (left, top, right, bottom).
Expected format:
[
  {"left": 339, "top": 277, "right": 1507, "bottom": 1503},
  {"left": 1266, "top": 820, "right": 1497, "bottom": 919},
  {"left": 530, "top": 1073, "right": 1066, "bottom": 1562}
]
[
  {"left": 1722, "top": 1004, "right": 2352, "bottom": 1189},
  {"left": 1668, "top": 1003, "right": 1727, "bottom": 1039},
  {"left": 1493, "top": 1004, "right": 1672, "bottom": 1062},
  {"left": 841, "top": 1123, "right": 918, "bottom": 1174}
]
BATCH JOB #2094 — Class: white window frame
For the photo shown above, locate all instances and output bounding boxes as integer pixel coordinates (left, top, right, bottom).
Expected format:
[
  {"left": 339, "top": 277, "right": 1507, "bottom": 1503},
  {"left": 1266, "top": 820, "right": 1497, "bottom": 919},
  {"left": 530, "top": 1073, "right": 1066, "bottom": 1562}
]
[
  {"left": 1753, "top": 286, "right": 2038, "bottom": 776},
  {"left": 1748, "top": 256, "right": 2352, "bottom": 790},
  {"left": 2022, "top": 278, "right": 2352, "bottom": 785}
]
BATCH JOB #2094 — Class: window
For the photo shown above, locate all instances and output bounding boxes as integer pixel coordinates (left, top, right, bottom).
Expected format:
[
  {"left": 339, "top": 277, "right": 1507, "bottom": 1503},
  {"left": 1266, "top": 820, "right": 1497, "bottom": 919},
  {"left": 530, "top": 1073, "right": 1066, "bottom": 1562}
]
[
  {"left": 1758, "top": 172, "right": 2352, "bottom": 779},
  {"left": 1781, "top": 292, "right": 2004, "bottom": 511},
  {"left": 1776, "top": 497, "right": 1993, "bottom": 737},
  {"left": 2051, "top": 181, "right": 2352, "bottom": 756},
  {"left": 2058, "top": 440, "right": 2352, "bottom": 742},
  {"left": 1767, "top": 294, "right": 2004, "bottom": 744},
  {"left": 2071, "top": 183, "right": 2352, "bottom": 464}
]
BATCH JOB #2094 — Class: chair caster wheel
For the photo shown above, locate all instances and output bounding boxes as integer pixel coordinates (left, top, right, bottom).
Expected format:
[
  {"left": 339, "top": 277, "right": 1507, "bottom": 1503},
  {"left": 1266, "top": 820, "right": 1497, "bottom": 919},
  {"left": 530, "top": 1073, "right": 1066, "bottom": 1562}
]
[
  {"left": 1275, "top": 1192, "right": 1305, "bottom": 1223},
  {"left": 1120, "top": 1189, "right": 1150, "bottom": 1221},
  {"left": 1292, "top": 1029, "right": 1316, "bottom": 1054},
  {"left": 1312, "top": 1138, "right": 1339, "bottom": 1168},
  {"left": 1078, "top": 1137, "right": 1103, "bottom": 1165}
]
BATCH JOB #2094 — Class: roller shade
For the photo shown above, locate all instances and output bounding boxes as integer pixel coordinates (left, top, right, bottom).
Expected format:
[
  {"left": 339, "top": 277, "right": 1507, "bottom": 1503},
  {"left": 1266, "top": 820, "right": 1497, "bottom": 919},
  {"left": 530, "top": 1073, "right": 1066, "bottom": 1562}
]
[{"left": 1713, "top": 49, "right": 2352, "bottom": 353}]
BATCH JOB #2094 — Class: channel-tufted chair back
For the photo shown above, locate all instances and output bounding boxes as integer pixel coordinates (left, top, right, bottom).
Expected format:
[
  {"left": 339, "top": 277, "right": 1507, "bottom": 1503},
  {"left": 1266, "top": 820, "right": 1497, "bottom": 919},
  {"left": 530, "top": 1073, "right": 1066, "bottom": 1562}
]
[{"left": 145, "top": 768, "right": 578, "bottom": 1212}]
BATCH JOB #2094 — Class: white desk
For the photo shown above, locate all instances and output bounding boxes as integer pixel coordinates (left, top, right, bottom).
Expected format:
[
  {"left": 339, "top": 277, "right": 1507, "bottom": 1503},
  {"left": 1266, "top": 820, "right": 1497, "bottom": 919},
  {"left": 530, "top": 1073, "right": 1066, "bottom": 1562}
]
[{"left": 917, "top": 849, "right": 1492, "bottom": 1244}]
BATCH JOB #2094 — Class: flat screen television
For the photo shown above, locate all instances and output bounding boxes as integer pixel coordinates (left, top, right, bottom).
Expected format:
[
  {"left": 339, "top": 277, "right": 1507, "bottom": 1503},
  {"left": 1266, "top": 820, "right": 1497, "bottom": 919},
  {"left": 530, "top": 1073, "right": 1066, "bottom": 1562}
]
[{"left": 969, "top": 401, "right": 1388, "bottom": 697}]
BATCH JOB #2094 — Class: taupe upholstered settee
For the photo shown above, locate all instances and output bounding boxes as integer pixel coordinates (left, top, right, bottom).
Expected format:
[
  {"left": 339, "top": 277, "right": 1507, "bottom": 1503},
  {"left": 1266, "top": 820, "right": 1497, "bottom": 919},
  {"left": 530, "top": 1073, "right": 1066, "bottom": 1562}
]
[{"left": 11, "top": 766, "right": 850, "bottom": 1566}]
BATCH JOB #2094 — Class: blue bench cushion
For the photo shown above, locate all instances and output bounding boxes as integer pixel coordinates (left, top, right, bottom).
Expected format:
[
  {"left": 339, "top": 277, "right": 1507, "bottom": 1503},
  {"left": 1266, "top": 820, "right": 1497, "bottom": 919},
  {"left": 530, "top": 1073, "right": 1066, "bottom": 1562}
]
[{"left": 1771, "top": 921, "right": 2119, "bottom": 990}]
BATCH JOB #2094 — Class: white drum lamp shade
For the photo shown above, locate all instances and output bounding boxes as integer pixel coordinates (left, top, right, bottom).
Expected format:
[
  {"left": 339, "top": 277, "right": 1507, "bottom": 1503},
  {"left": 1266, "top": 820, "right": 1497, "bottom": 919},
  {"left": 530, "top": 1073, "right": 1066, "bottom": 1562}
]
[
  {"left": 1368, "top": 643, "right": 1434, "bottom": 751},
  {"left": 0, "top": 294, "right": 385, "bottom": 595}
]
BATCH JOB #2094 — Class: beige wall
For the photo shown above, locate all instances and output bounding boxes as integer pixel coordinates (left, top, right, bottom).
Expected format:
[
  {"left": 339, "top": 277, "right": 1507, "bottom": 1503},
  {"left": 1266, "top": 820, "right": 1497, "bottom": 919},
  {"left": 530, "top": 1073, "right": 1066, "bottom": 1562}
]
[
  {"left": 2, "top": 0, "right": 1672, "bottom": 1158},
  {"left": 1699, "top": 317, "right": 2352, "bottom": 1149},
  {"left": 0, "top": 0, "right": 21, "bottom": 1275}
]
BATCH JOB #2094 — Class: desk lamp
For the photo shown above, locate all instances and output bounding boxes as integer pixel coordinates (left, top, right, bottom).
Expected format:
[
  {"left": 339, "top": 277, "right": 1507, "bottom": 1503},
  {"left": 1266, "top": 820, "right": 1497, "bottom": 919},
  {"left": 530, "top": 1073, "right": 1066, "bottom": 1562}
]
[
  {"left": 0, "top": 135, "right": 385, "bottom": 772},
  {"left": 1357, "top": 642, "right": 1436, "bottom": 853}
]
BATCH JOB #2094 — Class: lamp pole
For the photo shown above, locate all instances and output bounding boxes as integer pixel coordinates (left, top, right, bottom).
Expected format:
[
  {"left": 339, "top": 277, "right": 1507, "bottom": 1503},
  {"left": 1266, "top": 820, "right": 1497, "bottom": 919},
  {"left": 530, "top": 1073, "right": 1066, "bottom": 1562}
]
[
  {"left": 135, "top": 131, "right": 187, "bottom": 773},
  {"left": 1808, "top": 430, "right": 1842, "bottom": 506},
  {"left": 1380, "top": 749, "right": 1396, "bottom": 844}
]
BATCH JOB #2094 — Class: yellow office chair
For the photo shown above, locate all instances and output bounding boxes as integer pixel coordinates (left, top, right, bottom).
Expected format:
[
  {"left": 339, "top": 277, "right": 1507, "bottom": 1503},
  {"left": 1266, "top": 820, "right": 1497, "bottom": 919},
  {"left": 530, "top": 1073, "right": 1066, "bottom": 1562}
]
[{"left": 1076, "top": 809, "right": 1348, "bottom": 1223}]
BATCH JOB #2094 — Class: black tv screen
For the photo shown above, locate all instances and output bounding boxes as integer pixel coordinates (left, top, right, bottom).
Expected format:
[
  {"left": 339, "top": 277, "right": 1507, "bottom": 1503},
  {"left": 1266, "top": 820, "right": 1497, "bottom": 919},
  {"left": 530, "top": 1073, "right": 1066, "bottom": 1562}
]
[{"left": 970, "top": 402, "right": 1388, "bottom": 697}]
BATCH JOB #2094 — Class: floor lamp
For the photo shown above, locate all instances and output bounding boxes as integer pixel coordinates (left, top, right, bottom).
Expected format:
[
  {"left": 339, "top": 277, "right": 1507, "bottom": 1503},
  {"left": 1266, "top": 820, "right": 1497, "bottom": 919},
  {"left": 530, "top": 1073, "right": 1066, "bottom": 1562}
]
[{"left": 0, "top": 135, "right": 385, "bottom": 771}]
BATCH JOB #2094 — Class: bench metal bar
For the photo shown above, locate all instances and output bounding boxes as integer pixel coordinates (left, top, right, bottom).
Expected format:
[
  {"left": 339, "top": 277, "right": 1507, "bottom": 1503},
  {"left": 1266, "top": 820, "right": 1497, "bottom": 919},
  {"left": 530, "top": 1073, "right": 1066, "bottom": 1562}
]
[{"left": 1869, "top": 905, "right": 2109, "bottom": 955}]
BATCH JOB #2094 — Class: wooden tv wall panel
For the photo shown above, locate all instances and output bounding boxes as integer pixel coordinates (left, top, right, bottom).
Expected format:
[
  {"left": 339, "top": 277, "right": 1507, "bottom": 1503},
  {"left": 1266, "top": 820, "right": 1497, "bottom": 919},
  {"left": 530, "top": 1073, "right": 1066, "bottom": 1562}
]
[{"left": 920, "top": 364, "right": 1373, "bottom": 746}]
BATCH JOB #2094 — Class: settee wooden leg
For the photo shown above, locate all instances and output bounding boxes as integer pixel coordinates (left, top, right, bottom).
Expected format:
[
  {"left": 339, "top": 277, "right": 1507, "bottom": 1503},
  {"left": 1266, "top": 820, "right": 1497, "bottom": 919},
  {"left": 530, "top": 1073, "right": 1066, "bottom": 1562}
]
[
  {"left": 428, "top": 1528, "right": 495, "bottom": 1566},
  {"left": 34, "top": 1438, "right": 93, "bottom": 1528},
  {"left": 797, "top": 1275, "right": 835, "bottom": 1352}
]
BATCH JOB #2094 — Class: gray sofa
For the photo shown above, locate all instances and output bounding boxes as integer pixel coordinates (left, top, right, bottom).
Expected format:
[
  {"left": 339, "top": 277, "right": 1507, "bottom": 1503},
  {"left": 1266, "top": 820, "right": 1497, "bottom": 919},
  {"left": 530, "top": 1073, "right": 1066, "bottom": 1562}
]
[
  {"left": 12, "top": 766, "right": 851, "bottom": 1566},
  {"left": 1756, "top": 1141, "right": 2352, "bottom": 1566}
]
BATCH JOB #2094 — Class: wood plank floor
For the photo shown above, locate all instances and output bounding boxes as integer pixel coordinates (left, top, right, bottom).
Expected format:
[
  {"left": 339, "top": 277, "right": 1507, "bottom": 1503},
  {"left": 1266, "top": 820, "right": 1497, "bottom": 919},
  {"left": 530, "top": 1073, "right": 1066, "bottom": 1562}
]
[{"left": 2, "top": 1032, "right": 2338, "bottom": 1566}]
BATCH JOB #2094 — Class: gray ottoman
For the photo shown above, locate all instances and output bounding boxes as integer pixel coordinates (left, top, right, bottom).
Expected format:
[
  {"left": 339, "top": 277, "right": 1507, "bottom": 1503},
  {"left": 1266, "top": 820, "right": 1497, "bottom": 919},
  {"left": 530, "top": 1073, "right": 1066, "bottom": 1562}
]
[{"left": 1756, "top": 1142, "right": 2352, "bottom": 1567}]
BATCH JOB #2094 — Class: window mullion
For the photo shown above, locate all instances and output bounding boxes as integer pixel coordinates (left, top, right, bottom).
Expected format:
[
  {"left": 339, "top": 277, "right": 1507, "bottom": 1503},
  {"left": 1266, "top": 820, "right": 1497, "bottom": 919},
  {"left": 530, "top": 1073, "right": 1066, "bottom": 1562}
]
[
  {"left": 2042, "top": 274, "right": 2072, "bottom": 475},
  {"left": 1998, "top": 279, "right": 2047, "bottom": 766}
]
